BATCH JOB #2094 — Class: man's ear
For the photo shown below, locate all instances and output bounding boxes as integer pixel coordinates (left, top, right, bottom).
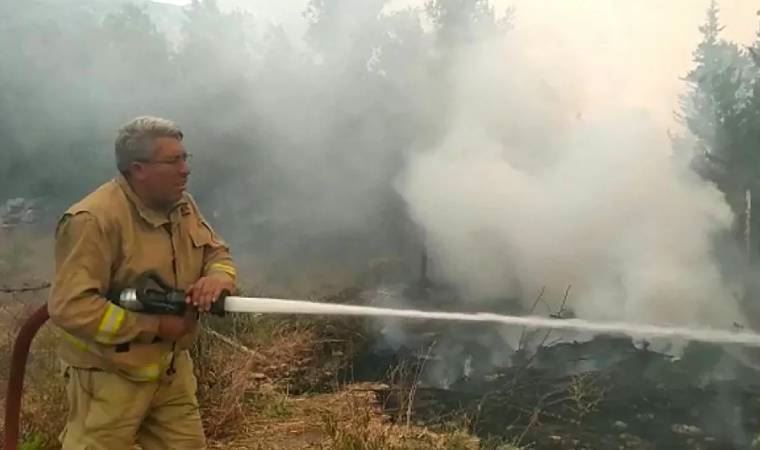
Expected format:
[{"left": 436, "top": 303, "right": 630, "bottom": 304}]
[{"left": 130, "top": 162, "right": 147, "bottom": 181}]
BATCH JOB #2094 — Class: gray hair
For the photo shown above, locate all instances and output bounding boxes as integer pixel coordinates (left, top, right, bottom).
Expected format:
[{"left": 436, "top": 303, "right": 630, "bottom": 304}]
[{"left": 114, "top": 116, "right": 184, "bottom": 174}]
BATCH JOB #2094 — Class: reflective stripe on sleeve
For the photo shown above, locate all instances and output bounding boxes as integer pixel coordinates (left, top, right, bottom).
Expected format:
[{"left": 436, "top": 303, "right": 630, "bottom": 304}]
[
  {"left": 95, "top": 303, "right": 127, "bottom": 344},
  {"left": 209, "top": 262, "right": 236, "bottom": 278}
]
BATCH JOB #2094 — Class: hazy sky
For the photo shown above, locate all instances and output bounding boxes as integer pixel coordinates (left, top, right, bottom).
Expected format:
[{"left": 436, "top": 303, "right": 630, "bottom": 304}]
[
  {"left": 495, "top": 0, "right": 758, "bottom": 130},
  {"left": 159, "top": 0, "right": 758, "bottom": 131}
]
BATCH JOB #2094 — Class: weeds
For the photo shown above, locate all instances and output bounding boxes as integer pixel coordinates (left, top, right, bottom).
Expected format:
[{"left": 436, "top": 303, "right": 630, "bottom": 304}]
[
  {"left": 191, "top": 324, "right": 260, "bottom": 441},
  {"left": 19, "top": 432, "right": 46, "bottom": 450},
  {"left": 321, "top": 404, "right": 391, "bottom": 450},
  {"left": 566, "top": 372, "right": 605, "bottom": 423},
  {"left": 246, "top": 386, "right": 292, "bottom": 419}
]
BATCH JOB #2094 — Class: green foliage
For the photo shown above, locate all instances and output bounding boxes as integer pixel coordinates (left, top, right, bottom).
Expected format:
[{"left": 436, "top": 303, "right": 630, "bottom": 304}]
[
  {"left": 426, "top": 0, "right": 509, "bottom": 48},
  {"left": 19, "top": 433, "right": 46, "bottom": 450},
  {"left": 678, "top": 1, "right": 760, "bottom": 208}
]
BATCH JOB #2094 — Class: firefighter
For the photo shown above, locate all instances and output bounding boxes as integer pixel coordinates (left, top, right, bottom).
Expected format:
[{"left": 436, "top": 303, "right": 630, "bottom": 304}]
[{"left": 48, "top": 116, "right": 238, "bottom": 450}]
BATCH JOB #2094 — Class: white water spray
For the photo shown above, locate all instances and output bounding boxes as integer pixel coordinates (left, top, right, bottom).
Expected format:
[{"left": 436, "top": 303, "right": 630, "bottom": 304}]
[{"left": 224, "top": 296, "right": 760, "bottom": 347}]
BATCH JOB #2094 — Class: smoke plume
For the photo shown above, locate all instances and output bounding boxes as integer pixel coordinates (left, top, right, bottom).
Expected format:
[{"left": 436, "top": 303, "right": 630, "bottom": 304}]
[
  {"left": 1, "top": 0, "right": 751, "bottom": 328},
  {"left": 396, "top": 34, "right": 743, "bottom": 331}
]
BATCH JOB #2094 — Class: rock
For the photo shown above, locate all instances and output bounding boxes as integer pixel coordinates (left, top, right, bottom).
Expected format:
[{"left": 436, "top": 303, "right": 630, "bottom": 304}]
[
  {"left": 0, "top": 197, "right": 38, "bottom": 227},
  {"left": 671, "top": 424, "right": 703, "bottom": 436}
]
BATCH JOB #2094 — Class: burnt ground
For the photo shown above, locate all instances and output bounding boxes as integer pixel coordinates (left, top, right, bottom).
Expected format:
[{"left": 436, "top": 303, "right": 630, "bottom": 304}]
[
  {"left": 350, "top": 331, "right": 760, "bottom": 449},
  {"left": 340, "top": 285, "right": 760, "bottom": 449}
]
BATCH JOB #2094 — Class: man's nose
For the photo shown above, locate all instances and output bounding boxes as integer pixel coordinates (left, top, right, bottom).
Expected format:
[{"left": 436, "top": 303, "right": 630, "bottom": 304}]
[{"left": 179, "top": 160, "right": 191, "bottom": 176}]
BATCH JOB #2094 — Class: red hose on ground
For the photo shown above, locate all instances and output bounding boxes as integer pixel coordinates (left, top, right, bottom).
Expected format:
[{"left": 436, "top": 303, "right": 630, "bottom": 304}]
[{"left": 3, "top": 304, "right": 49, "bottom": 450}]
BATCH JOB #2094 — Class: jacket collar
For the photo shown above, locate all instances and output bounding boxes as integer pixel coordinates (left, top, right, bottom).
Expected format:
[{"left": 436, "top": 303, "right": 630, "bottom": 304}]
[{"left": 115, "top": 175, "right": 188, "bottom": 228}]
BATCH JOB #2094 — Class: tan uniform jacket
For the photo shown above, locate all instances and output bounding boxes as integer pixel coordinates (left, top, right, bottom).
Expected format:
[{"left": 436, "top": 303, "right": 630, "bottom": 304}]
[{"left": 48, "top": 175, "right": 237, "bottom": 381}]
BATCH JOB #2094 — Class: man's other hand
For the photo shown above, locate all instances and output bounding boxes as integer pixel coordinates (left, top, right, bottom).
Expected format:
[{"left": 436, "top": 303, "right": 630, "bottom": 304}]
[
  {"left": 186, "top": 276, "right": 235, "bottom": 312},
  {"left": 157, "top": 312, "right": 196, "bottom": 341}
]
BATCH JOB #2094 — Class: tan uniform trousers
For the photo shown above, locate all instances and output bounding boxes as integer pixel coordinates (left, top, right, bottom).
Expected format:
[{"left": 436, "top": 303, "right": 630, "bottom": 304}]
[{"left": 59, "top": 350, "right": 206, "bottom": 450}]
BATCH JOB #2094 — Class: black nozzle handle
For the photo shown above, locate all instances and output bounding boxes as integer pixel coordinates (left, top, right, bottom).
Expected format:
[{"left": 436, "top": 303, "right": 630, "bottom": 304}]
[
  {"left": 108, "top": 272, "right": 230, "bottom": 317},
  {"left": 209, "top": 289, "right": 229, "bottom": 317}
]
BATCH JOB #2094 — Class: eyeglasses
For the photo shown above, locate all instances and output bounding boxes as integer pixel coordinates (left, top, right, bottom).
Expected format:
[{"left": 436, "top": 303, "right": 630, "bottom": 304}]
[{"left": 138, "top": 153, "right": 193, "bottom": 165}]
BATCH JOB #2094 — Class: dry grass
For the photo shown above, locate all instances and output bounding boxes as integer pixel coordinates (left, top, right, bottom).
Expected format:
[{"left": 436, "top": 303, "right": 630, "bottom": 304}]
[
  {"left": 1, "top": 297, "right": 488, "bottom": 450},
  {"left": 191, "top": 306, "right": 363, "bottom": 443},
  {"left": 188, "top": 295, "right": 490, "bottom": 449},
  {"left": 0, "top": 296, "right": 66, "bottom": 450},
  {"left": 0, "top": 231, "right": 63, "bottom": 449},
  {"left": 207, "top": 383, "right": 481, "bottom": 450},
  {"left": 319, "top": 387, "right": 478, "bottom": 450}
]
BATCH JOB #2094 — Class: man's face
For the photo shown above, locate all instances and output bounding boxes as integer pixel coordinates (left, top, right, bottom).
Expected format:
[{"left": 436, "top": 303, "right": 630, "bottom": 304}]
[{"left": 131, "top": 137, "right": 191, "bottom": 209}]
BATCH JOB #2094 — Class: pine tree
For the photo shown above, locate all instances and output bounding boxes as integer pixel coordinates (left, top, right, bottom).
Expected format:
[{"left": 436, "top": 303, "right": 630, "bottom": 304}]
[
  {"left": 425, "top": 0, "right": 510, "bottom": 49},
  {"left": 679, "top": 0, "right": 724, "bottom": 165},
  {"left": 303, "top": 0, "right": 388, "bottom": 69},
  {"left": 677, "top": 1, "right": 749, "bottom": 214}
]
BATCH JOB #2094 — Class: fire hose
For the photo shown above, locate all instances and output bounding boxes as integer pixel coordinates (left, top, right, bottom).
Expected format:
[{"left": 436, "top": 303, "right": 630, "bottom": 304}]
[
  {"left": 3, "top": 272, "right": 225, "bottom": 450},
  {"left": 3, "top": 304, "right": 48, "bottom": 450},
  {"left": 8, "top": 273, "right": 760, "bottom": 449}
]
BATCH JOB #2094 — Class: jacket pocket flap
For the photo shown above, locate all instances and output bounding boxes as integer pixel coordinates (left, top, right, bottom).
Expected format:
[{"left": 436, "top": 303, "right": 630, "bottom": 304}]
[{"left": 189, "top": 222, "right": 213, "bottom": 247}]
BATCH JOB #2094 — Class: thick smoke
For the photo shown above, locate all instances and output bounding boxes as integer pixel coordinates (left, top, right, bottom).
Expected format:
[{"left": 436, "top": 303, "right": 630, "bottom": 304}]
[
  {"left": 396, "top": 34, "right": 744, "bottom": 330},
  {"left": 1, "top": 0, "right": 751, "bottom": 325},
  {"left": 0, "top": 0, "right": 423, "bottom": 290}
]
